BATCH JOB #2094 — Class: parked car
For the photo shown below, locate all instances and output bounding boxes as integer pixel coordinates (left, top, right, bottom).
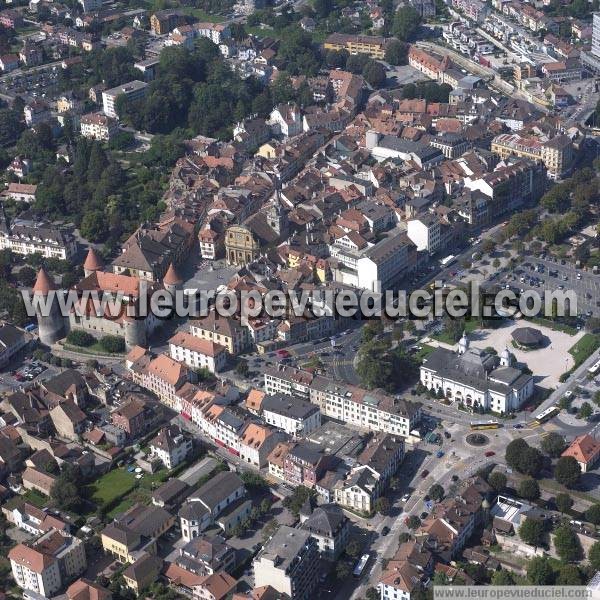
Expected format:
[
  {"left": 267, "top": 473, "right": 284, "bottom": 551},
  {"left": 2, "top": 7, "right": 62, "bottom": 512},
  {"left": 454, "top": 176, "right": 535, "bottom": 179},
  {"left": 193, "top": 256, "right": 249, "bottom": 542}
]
[
  {"left": 421, "top": 470, "right": 429, "bottom": 478},
  {"left": 381, "top": 526, "right": 390, "bottom": 536},
  {"left": 485, "top": 451, "right": 496, "bottom": 457}
]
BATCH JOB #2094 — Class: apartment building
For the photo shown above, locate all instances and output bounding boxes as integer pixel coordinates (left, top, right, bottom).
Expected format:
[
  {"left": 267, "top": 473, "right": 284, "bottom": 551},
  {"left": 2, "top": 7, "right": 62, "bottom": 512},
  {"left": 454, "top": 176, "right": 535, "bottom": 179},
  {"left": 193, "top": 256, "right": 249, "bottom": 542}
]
[
  {"left": 490, "top": 133, "right": 574, "bottom": 179},
  {"left": 133, "top": 353, "right": 191, "bottom": 411},
  {"left": 80, "top": 112, "right": 118, "bottom": 141},
  {"left": 324, "top": 33, "right": 388, "bottom": 58},
  {"left": 101, "top": 503, "right": 174, "bottom": 563},
  {"left": 261, "top": 394, "right": 321, "bottom": 437},
  {"left": 406, "top": 214, "right": 442, "bottom": 253},
  {"left": 238, "top": 423, "right": 286, "bottom": 468},
  {"left": 169, "top": 331, "right": 228, "bottom": 373},
  {"left": 253, "top": 526, "right": 319, "bottom": 600},
  {"left": 9, "top": 531, "right": 86, "bottom": 597},
  {"left": 189, "top": 311, "right": 251, "bottom": 355},
  {"left": 102, "top": 80, "right": 148, "bottom": 119},
  {"left": 0, "top": 217, "right": 77, "bottom": 260}
]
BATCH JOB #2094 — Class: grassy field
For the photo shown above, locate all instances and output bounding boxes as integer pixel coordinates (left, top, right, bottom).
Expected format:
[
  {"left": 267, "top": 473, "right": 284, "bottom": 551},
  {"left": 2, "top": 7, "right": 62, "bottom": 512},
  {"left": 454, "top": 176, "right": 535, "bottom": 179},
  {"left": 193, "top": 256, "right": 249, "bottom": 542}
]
[
  {"left": 569, "top": 333, "right": 600, "bottom": 369},
  {"left": 87, "top": 468, "right": 137, "bottom": 506}
]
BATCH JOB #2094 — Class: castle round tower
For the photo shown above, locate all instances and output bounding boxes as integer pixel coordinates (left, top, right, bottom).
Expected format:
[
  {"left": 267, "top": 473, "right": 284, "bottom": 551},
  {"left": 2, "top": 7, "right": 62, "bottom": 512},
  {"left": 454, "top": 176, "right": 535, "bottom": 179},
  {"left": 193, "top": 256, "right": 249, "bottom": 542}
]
[
  {"left": 83, "top": 247, "right": 103, "bottom": 277},
  {"left": 163, "top": 263, "right": 183, "bottom": 296},
  {"left": 33, "top": 267, "right": 65, "bottom": 346}
]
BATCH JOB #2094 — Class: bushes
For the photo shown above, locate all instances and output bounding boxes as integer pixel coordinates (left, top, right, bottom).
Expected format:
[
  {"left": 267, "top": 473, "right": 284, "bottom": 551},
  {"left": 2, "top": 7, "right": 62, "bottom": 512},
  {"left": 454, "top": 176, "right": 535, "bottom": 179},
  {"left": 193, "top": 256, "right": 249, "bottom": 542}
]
[
  {"left": 66, "top": 330, "right": 95, "bottom": 347},
  {"left": 99, "top": 335, "right": 125, "bottom": 353}
]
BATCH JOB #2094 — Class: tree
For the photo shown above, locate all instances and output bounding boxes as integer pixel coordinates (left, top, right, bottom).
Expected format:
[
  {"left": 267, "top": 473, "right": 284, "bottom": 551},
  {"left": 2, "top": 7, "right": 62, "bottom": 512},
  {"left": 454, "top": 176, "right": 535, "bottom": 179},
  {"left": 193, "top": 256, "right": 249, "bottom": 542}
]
[
  {"left": 366, "top": 588, "right": 379, "bottom": 600},
  {"left": 491, "top": 569, "right": 515, "bottom": 585},
  {"left": 385, "top": 39, "right": 408, "bottom": 65},
  {"left": 17, "top": 266, "right": 37, "bottom": 287},
  {"left": 99, "top": 336, "right": 125, "bottom": 353},
  {"left": 527, "top": 556, "right": 554, "bottom": 585},
  {"left": 336, "top": 561, "right": 351, "bottom": 580},
  {"left": 314, "top": 0, "right": 333, "bottom": 18},
  {"left": 553, "top": 524, "right": 582, "bottom": 562},
  {"left": 346, "top": 539, "right": 361, "bottom": 558},
  {"left": 362, "top": 61, "right": 387, "bottom": 89},
  {"left": 518, "top": 478, "right": 540, "bottom": 501},
  {"left": 66, "top": 330, "right": 95, "bottom": 347},
  {"left": 488, "top": 471, "right": 507, "bottom": 493},
  {"left": 374, "top": 497, "right": 390, "bottom": 514},
  {"left": 80, "top": 210, "right": 109, "bottom": 242},
  {"left": 541, "top": 432, "right": 567, "bottom": 457},
  {"left": 50, "top": 464, "right": 83, "bottom": 511},
  {"left": 579, "top": 401, "right": 593, "bottom": 419},
  {"left": 406, "top": 515, "right": 421, "bottom": 529},
  {"left": 432, "top": 572, "right": 450, "bottom": 585},
  {"left": 429, "top": 483, "right": 445, "bottom": 502},
  {"left": 519, "top": 519, "right": 545, "bottom": 547},
  {"left": 555, "top": 493, "right": 573, "bottom": 514},
  {"left": 555, "top": 456, "right": 581, "bottom": 488},
  {"left": 585, "top": 504, "right": 600, "bottom": 526},
  {"left": 392, "top": 6, "right": 421, "bottom": 41},
  {"left": 556, "top": 564, "right": 582, "bottom": 585},
  {"left": 589, "top": 541, "right": 600, "bottom": 570},
  {"left": 282, "top": 485, "right": 316, "bottom": 516},
  {"left": 235, "top": 358, "right": 250, "bottom": 378}
]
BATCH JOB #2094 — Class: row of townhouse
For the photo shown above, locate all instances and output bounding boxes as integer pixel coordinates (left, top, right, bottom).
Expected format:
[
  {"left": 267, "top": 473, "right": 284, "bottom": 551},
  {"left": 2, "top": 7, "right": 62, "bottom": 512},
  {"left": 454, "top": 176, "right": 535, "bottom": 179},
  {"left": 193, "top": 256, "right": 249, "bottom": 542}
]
[{"left": 263, "top": 365, "right": 422, "bottom": 438}]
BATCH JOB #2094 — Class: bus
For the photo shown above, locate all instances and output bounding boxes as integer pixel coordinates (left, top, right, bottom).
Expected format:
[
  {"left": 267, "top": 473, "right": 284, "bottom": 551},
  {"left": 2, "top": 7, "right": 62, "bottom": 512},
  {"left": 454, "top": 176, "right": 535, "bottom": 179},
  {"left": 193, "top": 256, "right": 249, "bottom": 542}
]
[
  {"left": 440, "top": 255, "right": 456, "bottom": 267},
  {"left": 589, "top": 359, "right": 600, "bottom": 376},
  {"left": 470, "top": 421, "right": 501, "bottom": 430},
  {"left": 353, "top": 553, "right": 370, "bottom": 578},
  {"left": 533, "top": 405, "right": 560, "bottom": 426}
]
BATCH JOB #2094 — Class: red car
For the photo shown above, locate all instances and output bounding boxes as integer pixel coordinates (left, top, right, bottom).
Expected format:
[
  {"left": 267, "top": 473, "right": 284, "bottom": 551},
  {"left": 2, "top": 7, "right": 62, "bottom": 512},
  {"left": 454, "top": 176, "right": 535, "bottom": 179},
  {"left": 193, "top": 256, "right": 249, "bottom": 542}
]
[
  {"left": 485, "top": 451, "right": 496, "bottom": 457},
  {"left": 421, "top": 469, "right": 429, "bottom": 478}
]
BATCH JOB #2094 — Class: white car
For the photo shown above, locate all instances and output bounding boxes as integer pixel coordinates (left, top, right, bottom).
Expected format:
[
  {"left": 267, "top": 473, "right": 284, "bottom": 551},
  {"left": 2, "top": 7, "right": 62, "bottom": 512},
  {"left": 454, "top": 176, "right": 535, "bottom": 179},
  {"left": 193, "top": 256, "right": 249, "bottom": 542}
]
[{"left": 401, "top": 493, "right": 410, "bottom": 502}]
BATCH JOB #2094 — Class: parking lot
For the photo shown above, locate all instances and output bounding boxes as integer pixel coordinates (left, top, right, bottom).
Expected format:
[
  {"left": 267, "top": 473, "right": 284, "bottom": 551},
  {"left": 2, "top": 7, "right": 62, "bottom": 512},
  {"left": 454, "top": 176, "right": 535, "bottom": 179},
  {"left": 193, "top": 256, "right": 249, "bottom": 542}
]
[
  {"left": 502, "top": 255, "right": 600, "bottom": 316},
  {"left": 3, "top": 64, "right": 62, "bottom": 102}
]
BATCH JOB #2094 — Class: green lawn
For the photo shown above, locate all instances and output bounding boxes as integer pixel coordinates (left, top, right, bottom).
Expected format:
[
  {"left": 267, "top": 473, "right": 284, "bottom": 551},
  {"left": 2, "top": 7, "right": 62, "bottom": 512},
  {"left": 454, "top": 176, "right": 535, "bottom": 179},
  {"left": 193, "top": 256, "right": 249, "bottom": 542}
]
[
  {"left": 415, "top": 344, "right": 436, "bottom": 361},
  {"left": 432, "top": 319, "right": 479, "bottom": 345},
  {"left": 181, "top": 7, "right": 223, "bottom": 21},
  {"left": 87, "top": 468, "right": 137, "bottom": 506},
  {"left": 569, "top": 334, "right": 600, "bottom": 369}
]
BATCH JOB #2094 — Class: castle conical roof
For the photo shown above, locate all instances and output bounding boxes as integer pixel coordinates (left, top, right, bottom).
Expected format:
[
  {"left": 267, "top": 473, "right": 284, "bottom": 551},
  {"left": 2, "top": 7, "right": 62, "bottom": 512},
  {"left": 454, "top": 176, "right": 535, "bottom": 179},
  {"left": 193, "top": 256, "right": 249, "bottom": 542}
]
[
  {"left": 163, "top": 263, "right": 182, "bottom": 286},
  {"left": 33, "top": 267, "right": 56, "bottom": 295},
  {"left": 83, "top": 247, "right": 103, "bottom": 272}
]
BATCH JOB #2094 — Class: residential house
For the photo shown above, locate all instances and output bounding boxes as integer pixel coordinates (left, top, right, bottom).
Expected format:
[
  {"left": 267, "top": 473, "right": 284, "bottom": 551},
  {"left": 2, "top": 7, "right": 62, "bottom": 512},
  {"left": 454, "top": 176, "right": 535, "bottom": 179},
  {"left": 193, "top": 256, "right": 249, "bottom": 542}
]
[
  {"left": 179, "top": 471, "right": 248, "bottom": 541},
  {"left": 149, "top": 424, "right": 193, "bottom": 470},
  {"left": 561, "top": 434, "right": 600, "bottom": 473},
  {"left": 299, "top": 503, "right": 350, "bottom": 559}
]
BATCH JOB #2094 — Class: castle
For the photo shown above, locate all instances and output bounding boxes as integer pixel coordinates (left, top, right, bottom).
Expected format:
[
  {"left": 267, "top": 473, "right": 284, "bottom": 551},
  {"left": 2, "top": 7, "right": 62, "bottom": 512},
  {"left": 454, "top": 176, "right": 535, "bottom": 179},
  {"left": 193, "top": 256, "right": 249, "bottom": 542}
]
[{"left": 33, "top": 248, "right": 183, "bottom": 350}]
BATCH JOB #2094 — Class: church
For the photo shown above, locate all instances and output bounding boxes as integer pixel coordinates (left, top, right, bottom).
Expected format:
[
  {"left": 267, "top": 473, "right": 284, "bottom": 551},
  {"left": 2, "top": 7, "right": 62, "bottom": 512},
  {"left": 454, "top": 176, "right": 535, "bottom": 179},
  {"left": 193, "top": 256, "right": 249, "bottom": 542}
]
[{"left": 420, "top": 333, "right": 534, "bottom": 414}]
